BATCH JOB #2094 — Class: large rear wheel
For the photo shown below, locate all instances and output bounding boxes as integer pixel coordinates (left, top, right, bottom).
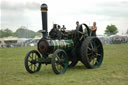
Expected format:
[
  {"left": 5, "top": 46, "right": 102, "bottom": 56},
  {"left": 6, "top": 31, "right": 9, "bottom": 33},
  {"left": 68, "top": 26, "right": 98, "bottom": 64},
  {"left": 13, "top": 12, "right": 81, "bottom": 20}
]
[{"left": 81, "top": 37, "right": 104, "bottom": 68}]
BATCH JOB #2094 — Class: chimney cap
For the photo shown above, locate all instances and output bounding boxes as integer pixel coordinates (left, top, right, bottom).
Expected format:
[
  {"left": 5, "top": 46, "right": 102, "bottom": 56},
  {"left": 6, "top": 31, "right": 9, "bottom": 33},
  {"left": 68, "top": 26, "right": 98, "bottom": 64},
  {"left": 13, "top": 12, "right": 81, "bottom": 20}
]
[{"left": 41, "top": 3, "right": 48, "bottom": 10}]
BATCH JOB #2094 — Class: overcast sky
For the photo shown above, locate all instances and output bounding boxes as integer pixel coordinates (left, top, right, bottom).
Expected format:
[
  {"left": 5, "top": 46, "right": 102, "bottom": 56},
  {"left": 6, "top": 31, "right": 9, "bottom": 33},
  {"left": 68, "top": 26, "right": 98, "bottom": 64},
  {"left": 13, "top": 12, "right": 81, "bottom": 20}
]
[{"left": 0, "top": 0, "right": 128, "bottom": 35}]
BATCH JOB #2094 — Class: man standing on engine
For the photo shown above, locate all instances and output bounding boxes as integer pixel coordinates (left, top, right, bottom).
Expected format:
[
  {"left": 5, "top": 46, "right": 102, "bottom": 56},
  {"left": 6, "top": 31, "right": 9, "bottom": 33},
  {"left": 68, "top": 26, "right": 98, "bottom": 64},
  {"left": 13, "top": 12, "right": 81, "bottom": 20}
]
[{"left": 76, "top": 21, "right": 83, "bottom": 40}]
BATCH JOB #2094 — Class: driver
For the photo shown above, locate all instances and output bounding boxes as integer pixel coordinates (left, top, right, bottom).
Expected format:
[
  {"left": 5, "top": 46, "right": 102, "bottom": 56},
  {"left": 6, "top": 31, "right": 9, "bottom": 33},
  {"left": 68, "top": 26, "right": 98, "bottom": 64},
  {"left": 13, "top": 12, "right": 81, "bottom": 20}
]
[
  {"left": 76, "top": 21, "right": 83, "bottom": 40},
  {"left": 56, "top": 25, "right": 62, "bottom": 39},
  {"left": 49, "top": 24, "right": 58, "bottom": 38}
]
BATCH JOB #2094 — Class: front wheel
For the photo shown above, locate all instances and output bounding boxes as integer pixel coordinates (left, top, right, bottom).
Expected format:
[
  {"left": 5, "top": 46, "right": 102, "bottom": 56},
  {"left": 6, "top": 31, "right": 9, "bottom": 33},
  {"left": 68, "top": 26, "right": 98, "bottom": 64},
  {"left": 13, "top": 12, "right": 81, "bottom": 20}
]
[
  {"left": 51, "top": 49, "right": 68, "bottom": 74},
  {"left": 25, "top": 50, "right": 41, "bottom": 73}
]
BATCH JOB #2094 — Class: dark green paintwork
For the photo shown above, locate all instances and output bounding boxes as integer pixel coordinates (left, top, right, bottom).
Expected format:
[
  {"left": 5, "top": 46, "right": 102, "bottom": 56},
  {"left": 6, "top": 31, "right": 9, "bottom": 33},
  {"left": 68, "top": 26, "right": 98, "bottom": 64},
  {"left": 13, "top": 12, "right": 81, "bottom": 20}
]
[{"left": 51, "top": 40, "right": 74, "bottom": 51}]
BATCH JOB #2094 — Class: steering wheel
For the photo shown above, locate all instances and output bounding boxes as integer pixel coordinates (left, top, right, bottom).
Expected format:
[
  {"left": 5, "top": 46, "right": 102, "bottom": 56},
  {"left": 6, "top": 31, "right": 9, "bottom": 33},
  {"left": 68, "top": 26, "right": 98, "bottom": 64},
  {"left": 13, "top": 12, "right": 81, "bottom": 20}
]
[{"left": 79, "top": 23, "right": 91, "bottom": 41}]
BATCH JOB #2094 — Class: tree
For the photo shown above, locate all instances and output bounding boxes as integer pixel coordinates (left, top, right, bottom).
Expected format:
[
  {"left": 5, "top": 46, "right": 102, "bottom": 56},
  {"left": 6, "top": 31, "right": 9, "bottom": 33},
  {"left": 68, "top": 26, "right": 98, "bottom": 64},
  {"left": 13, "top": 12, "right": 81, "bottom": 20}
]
[
  {"left": 35, "top": 30, "right": 41, "bottom": 37},
  {"left": 0, "top": 30, "right": 4, "bottom": 38},
  {"left": 0, "top": 28, "right": 14, "bottom": 38},
  {"left": 126, "top": 29, "right": 128, "bottom": 34},
  {"left": 15, "top": 26, "right": 35, "bottom": 38},
  {"left": 104, "top": 24, "right": 118, "bottom": 36}
]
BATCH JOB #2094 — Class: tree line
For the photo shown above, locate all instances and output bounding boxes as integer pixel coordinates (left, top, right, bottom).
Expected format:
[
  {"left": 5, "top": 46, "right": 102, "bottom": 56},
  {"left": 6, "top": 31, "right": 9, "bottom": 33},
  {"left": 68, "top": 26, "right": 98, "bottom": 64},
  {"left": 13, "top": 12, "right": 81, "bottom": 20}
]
[
  {"left": 0, "top": 26, "right": 41, "bottom": 38},
  {"left": 0, "top": 24, "right": 127, "bottom": 38}
]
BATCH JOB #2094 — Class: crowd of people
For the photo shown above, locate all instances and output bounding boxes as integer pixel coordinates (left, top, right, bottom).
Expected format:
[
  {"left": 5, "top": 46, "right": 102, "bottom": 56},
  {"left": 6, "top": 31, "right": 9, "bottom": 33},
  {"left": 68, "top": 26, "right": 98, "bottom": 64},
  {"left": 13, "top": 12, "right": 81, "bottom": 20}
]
[{"left": 99, "top": 35, "right": 128, "bottom": 44}]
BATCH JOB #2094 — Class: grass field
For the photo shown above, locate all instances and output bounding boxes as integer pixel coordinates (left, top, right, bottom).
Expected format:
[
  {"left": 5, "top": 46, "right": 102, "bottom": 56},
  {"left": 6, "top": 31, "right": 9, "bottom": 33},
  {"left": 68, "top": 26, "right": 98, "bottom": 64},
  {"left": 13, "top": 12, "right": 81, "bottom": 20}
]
[{"left": 0, "top": 44, "right": 128, "bottom": 85}]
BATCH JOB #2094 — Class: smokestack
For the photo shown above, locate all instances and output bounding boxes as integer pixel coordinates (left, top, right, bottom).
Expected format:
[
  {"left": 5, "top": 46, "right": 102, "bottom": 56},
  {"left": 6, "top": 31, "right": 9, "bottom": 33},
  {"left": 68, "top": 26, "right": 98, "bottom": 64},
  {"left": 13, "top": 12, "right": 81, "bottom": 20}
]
[{"left": 41, "top": 3, "right": 48, "bottom": 38}]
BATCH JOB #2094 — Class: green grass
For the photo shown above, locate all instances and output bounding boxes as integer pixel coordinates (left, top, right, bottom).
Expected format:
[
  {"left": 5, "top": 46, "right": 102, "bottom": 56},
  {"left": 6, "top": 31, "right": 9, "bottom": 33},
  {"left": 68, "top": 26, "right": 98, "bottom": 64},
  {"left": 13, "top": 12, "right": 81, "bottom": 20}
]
[{"left": 0, "top": 44, "right": 128, "bottom": 85}]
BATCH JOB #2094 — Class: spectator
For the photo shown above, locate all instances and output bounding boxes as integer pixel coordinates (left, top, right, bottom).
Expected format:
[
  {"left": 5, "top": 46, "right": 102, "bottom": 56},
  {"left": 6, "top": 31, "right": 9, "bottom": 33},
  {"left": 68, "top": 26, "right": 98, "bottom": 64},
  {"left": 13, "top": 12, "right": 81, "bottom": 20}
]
[{"left": 91, "top": 22, "right": 97, "bottom": 36}]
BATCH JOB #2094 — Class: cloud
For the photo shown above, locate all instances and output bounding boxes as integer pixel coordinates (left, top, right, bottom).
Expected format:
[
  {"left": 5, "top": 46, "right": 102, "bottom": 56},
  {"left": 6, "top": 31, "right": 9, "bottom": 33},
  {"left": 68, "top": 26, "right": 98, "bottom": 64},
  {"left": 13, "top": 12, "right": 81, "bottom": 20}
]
[
  {"left": 1, "top": 0, "right": 40, "bottom": 18},
  {"left": 50, "top": 0, "right": 128, "bottom": 20},
  {"left": 1, "top": 0, "right": 128, "bottom": 34},
  {"left": 67, "top": 1, "right": 128, "bottom": 19},
  {"left": 1, "top": 0, "right": 40, "bottom": 31},
  {"left": 1, "top": 1, "right": 40, "bottom": 11},
  {"left": 95, "top": 1, "right": 128, "bottom": 17}
]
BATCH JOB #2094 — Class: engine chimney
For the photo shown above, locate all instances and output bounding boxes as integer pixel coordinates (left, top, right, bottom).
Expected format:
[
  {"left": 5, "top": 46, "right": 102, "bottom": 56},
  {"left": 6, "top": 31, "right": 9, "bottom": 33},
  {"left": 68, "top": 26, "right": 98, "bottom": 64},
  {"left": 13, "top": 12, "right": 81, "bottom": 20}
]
[{"left": 41, "top": 3, "right": 48, "bottom": 38}]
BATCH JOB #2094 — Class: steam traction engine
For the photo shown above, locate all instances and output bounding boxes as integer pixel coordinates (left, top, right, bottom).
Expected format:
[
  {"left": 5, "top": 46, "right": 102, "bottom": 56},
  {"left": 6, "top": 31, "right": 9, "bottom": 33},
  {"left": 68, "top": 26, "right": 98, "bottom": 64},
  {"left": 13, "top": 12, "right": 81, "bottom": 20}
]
[{"left": 24, "top": 4, "right": 104, "bottom": 74}]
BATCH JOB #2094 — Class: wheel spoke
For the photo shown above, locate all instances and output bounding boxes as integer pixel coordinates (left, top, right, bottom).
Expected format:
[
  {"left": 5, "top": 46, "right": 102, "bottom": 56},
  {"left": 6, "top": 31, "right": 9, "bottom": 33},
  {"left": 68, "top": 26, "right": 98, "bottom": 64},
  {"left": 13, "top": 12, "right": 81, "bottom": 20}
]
[
  {"left": 89, "top": 55, "right": 93, "bottom": 62},
  {"left": 33, "top": 64, "right": 36, "bottom": 71},
  {"left": 35, "top": 54, "right": 37, "bottom": 61},
  {"left": 88, "top": 52, "right": 92, "bottom": 56},
  {"left": 92, "top": 58, "right": 95, "bottom": 64},
  {"left": 56, "top": 55, "right": 60, "bottom": 61},
  {"left": 90, "top": 57, "right": 95, "bottom": 65},
  {"left": 56, "top": 63, "right": 59, "bottom": 69},
  {"left": 28, "top": 60, "right": 31, "bottom": 62},
  {"left": 97, "top": 53, "right": 101, "bottom": 56},
  {"left": 32, "top": 53, "right": 34, "bottom": 60},
  {"left": 34, "top": 64, "right": 38, "bottom": 68},
  {"left": 32, "top": 53, "right": 33, "bottom": 60},
  {"left": 59, "top": 65, "right": 62, "bottom": 71},
  {"left": 96, "top": 61, "right": 99, "bottom": 64},
  {"left": 90, "top": 41, "right": 94, "bottom": 49},
  {"left": 61, "top": 55, "right": 65, "bottom": 63},
  {"left": 56, "top": 64, "right": 62, "bottom": 72},
  {"left": 94, "top": 58, "right": 97, "bottom": 64},
  {"left": 88, "top": 47, "right": 92, "bottom": 51},
  {"left": 28, "top": 63, "right": 32, "bottom": 67},
  {"left": 97, "top": 45, "right": 100, "bottom": 49},
  {"left": 35, "top": 53, "right": 37, "bottom": 60},
  {"left": 56, "top": 57, "right": 60, "bottom": 64},
  {"left": 34, "top": 53, "right": 36, "bottom": 60},
  {"left": 90, "top": 59, "right": 93, "bottom": 65},
  {"left": 30, "top": 63, "right": 32, "bottom": 70},
  {"left": 29, "top": 56, "right": 33, "bottom": 59}
]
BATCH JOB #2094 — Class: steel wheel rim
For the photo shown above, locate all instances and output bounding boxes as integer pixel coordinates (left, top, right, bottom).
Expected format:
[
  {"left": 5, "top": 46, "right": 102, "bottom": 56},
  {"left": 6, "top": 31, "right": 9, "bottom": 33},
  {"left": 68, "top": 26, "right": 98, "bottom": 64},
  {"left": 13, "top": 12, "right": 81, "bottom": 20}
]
[
  {"left": 54, "top": 51, "right": 68, "bottom": 73},
  {"left": 28, "top": 52, "right": 39, "bottom": 72},
  {"left": 25, "top": 50, "right": 41, "bottom": 73},
  {"left": 87, "top": 38, "right": 103, "bottom": 67}
]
